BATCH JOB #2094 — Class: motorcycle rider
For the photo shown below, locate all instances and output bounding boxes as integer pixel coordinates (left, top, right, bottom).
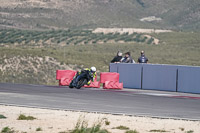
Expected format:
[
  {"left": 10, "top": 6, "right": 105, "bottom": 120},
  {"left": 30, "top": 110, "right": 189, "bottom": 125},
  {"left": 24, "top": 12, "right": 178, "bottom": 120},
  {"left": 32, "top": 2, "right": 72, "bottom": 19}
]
[{"left": 73, "top": 66, "right": 97, "bottom": 87}]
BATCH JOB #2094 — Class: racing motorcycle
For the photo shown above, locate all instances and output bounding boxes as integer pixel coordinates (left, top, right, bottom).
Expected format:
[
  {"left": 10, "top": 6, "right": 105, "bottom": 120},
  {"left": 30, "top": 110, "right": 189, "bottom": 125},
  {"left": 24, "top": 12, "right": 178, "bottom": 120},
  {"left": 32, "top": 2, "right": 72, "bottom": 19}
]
[{"left": 69, "top": 70, "right": 93, "bottom": 89}]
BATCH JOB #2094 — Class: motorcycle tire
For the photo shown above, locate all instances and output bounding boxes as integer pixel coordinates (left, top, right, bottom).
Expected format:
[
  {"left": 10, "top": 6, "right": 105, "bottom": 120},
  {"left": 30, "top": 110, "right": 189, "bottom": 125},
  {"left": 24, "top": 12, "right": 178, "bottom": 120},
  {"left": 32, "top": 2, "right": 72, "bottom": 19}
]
[
  {"left": 76, "top": 78, "right": 87, "bottom": 89},
  {"left": 69, "top": 80, "right": 74, "bottom": 88},
  {"left": 69, "top": 83, "right": 74, "bottom": 88}
]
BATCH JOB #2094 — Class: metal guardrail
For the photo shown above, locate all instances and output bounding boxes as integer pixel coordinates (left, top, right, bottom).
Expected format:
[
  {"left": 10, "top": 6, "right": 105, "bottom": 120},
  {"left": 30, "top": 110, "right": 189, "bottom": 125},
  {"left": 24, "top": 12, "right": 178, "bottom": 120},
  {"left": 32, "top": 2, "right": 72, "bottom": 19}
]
[{"left": 110, "top": 63, "right": 200, "bottom": 94}]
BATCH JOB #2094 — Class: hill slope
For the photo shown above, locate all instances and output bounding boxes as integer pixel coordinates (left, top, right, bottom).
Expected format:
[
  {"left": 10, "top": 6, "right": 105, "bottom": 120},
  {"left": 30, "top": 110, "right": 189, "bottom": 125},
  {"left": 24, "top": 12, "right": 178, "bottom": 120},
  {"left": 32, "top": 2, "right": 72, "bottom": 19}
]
[
  {"left": 0, "top": 0, "right": 200, "bottom": 31},
  {"left": 1, "top": 31, "right": 200, "bottom": 85}
]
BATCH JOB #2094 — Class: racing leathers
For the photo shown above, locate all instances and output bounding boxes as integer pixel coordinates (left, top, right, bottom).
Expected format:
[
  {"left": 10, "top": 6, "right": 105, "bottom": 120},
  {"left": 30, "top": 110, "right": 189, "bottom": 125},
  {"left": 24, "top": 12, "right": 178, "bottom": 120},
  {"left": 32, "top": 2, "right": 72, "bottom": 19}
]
[{"left": 75, "top": 68, "right": 96, "bottom": 86}]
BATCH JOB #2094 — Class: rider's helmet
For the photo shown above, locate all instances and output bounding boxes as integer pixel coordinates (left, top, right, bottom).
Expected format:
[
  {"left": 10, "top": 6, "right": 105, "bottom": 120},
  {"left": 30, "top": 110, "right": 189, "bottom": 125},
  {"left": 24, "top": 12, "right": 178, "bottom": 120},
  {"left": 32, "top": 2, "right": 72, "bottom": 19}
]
[{"left": 90, "top": 66, "right": 96, "bottom": 73}]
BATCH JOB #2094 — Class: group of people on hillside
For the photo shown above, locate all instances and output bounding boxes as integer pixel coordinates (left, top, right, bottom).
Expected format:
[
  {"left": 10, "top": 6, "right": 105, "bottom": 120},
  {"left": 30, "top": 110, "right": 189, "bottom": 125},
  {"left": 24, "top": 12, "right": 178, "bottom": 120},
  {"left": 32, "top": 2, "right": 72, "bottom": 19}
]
[{"left": 111, "top": 51, "right": 148, "bottom": 64}]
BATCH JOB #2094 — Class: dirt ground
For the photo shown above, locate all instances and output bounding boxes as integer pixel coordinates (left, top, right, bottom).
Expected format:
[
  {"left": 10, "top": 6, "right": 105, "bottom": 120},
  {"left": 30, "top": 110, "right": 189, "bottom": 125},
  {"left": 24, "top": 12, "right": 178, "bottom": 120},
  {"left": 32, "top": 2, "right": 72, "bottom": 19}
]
[{"left": 0, "top": 105, "right": 200, "bottom": 133}]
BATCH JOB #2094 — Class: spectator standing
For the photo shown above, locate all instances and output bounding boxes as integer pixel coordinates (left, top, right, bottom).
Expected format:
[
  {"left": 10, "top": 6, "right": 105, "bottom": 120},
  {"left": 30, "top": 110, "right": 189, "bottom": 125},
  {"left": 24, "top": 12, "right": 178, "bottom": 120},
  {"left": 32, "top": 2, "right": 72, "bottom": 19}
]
[
  {"left": 138, "top": 51, "right": 148, "bottom": 63},
  {"left": 111, "top": 51, "right": 123, "bottom": 63},
  {"left": 121, "top": 52, "right": 136, "bottom": 63}
]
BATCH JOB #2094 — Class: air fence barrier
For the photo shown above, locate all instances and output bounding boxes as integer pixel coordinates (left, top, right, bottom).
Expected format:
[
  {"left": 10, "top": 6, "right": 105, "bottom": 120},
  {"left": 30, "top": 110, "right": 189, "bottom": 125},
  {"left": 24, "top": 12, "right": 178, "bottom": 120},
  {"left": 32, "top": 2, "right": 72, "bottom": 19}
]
[{"left": 109, "top": 63, "right": 200, "bottom": 94}]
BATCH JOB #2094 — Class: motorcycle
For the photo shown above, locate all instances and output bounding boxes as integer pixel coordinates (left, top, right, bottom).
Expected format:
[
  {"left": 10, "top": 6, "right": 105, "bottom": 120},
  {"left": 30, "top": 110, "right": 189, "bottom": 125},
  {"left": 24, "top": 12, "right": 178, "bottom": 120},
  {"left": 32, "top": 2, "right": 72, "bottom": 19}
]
[{"left": 69, "top": 71, "right": 93, "bottom": 89}]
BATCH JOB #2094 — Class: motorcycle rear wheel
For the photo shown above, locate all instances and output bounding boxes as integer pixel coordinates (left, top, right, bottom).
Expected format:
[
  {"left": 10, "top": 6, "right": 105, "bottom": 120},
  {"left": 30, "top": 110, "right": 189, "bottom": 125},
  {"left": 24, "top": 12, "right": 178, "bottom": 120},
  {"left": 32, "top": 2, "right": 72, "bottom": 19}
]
[{"left": 76, "top": 78, "right": 87, "bottom": 89}]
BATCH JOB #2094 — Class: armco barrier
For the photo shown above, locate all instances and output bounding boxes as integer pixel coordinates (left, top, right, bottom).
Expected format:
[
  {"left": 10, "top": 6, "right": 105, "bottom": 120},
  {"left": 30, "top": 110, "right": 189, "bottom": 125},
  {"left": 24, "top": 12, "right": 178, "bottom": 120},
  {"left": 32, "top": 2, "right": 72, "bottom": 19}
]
[
  {"left": 110, "top": 63, "right": 200, "bottom": 94},
  {"left": 178, "top": 66, "right": 200, "bottom": 94},
  {"left": 142, "top": 64, "right": 178, "bottom": 92},
  {"left": 117, "top": 63, "right": 142, "bottom": 89}
]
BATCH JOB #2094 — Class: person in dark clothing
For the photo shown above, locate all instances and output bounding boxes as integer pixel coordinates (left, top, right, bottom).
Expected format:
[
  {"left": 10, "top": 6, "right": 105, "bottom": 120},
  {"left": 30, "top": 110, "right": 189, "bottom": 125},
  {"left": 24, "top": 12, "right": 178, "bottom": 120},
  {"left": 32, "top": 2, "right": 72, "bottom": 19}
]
[
  {"left": 138, "top": 51, "right": 148, "bottom": 63},
  {"left": 121, "top": 52, "right": 135, "bottom": 63},
  {"left": 111, "top": 51, "right": 123, "bottom": 63}
]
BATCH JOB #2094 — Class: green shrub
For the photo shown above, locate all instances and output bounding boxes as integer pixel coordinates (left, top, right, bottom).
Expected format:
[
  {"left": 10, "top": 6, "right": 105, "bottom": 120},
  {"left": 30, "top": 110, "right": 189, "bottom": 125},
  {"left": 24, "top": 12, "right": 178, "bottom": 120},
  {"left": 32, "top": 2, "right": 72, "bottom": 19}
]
[
  {"left": 0, "top": 114, "right": 6, "bottom": 119},
  {"left": 1, "top": 127, "right": 15, "bottom": 133},
  {"left": 105, "top": 120, "right": 110, "bottom": 126},
  {"left": 114, "top": 125, "right": 129, "bottom": 130},
  {"left": 147, "top": 37, "right": 154, "bottom": 44},
  {"left": 179, "top": 127, "right": 184, "bottom": 131},
  {"left": 125, "top": 130, "right": 139, "bottom": 133},
  {"left": 140, "top": 36, "right": 148, "bottom": 42},
  {"left": 185, "top": 130, "right": 194, "bottom": 133},
  {"left": 36, "top": 127, "right": 42, "bottom": 131},
  {"left": 70, "top": 118, "right": 109, "bottom": 133},
  {"left": 149, "top": 129, "right": 168, "bottom": 132},
  {"left": 17, "top": 114, "right": 36, "bottom": 120}
]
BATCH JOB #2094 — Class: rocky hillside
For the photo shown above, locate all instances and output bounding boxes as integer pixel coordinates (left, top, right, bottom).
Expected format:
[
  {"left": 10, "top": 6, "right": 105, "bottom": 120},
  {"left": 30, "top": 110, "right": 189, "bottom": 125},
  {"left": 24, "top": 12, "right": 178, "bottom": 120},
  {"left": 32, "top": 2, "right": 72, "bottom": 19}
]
[
  {"left": 0, "top": 55, "right": 78, "bottom": 85},
  {"left": 0, "top": 0, "right": 199, "bottom": 31}
]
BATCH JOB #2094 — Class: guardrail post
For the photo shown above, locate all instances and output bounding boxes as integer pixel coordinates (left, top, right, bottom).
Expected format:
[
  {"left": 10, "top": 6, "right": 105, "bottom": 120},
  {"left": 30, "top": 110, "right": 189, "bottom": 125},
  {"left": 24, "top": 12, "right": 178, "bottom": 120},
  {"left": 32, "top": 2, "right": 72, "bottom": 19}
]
[
  {"left": 141, "top": 66, "right": 143, "bottom": 89},
  {"left": 176, "top": 69, "right": 178, "bottom": 92}
]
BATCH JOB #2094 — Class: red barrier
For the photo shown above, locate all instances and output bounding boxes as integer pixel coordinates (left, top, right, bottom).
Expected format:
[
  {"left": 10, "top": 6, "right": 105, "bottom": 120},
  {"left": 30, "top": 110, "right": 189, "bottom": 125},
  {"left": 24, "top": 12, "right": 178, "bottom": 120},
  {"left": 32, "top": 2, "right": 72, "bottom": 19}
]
[
  {"left": 59, "top": 78, "right": 72, "bottom": 86},
  {"left": 103, "top": 81, "right": 123, "bottom": 90},
  {"left": 84, "top": 81, "right": 100, "bottom": 88},
  {"left": 56, "top": 70, "right": 77, "bottom": 80},
  {"left": 84, "top": 76, "right": 100, "bottom": 88},
  {"left": 100, "top": 72, "right": 119, "bottom": 83},
  {"left": 56, "top": 71, "right": 122, "bottom": 89},
  {"left": 56, "top": 70, "right": 77, "bottom": 86}
]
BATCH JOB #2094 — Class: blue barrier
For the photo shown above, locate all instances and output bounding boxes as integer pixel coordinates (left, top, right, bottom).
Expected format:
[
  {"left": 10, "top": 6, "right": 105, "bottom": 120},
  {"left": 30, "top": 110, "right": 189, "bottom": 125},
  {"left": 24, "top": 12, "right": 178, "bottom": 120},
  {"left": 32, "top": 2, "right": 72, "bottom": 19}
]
[
  {"left": 109, "top": 63, "right": 118, "bottom": 72},
  {"left": 178, "top": 66, "right": 200, "bottom": 94},
  {"left": 142, "top": 64, "right": 178, "bottom": 92},
  {"left": 117, "top": 64, "right": 142, "bottom": 89},
  {"left": 109, "top": 63, "right": 200, "bottom": 94}
]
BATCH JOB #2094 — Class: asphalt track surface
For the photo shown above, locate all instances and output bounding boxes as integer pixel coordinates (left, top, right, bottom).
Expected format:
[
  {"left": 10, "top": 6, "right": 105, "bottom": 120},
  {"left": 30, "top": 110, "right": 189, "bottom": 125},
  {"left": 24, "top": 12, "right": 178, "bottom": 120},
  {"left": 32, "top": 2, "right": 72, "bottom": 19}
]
[{"left": 0, "top": 83, "right": 200, "bottom": 120}]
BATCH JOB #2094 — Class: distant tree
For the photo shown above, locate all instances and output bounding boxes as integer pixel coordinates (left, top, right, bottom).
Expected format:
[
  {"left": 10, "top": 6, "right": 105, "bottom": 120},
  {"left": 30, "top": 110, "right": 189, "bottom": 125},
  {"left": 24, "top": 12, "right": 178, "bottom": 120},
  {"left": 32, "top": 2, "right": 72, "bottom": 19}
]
[{"left": 147, "top": 37, "right": 154, "bottom": 44}]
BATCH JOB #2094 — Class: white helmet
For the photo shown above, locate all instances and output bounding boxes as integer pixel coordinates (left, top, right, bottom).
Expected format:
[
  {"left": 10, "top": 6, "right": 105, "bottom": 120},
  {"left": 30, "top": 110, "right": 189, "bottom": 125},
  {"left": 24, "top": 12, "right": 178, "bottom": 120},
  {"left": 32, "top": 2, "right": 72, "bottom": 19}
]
[
  {"left": 118, "top": 52, "right": 122, "bottom": 56},
  {"left": 91, "top": 66, "right": 96, "bottom": 72}
]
